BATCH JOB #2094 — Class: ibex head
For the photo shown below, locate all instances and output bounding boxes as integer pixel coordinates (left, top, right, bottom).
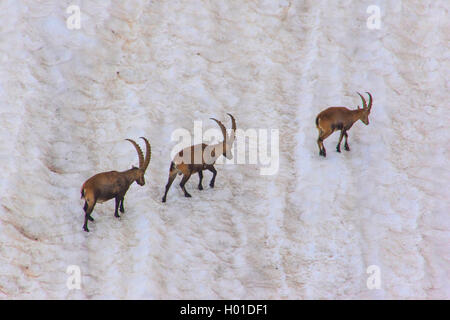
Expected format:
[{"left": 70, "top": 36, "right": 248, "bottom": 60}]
[
  {"left": 210, "top": 113, "right": 236, "bottom": 160},
  {"left": 125, "top": 137, "right": 151, "bottom": 186},
  {"left": 356, "top": 92, "right": 373, "bottom": 125}
]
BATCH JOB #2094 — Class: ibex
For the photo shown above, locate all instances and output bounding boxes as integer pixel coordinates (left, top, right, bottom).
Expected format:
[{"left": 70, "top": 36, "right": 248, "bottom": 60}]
[
  {"left": 316, "top": 92, "right": 372, "bottom": 157},
  {"left": 162, "top": 114, "right": 236, "bottom": 202},
  {"left": 80, "top": 137, "right": 151, "bottom": 232}
]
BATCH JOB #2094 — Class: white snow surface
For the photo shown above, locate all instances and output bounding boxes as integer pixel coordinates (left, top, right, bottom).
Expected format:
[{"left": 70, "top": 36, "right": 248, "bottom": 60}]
[{"left": 0, "top": 0, "right": 449, "bottom": 299}]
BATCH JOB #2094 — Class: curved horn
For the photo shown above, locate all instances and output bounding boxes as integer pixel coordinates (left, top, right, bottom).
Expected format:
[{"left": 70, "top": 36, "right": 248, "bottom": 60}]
[
  {"left": 357, "top": 92, "right": 367, "bottom": 109},
  {"left": 366, "top": 92, "right": 373, "bottom": 111},
  {"left": 140, "top": 137, "right": 151, "bottom": 171},
  {"left": 126, "top": 139, "right": 144, "bottom": 169},
  {"left": 210, "top": 118, "right": 227, "bottom": 143},
  {"left": 227, "top": 113, "right": 236, "bottom": 144}
]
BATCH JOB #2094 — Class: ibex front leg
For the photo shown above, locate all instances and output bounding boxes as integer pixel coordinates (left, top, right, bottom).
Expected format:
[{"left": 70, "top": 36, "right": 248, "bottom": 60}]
[
  {"left": 114, "top": 196, "right": 121, "bottom": 218},
  {"left": 344, "top": 131, "right": 350, "bottom": 151},
  {"left": 198, "top": 171, "right": 204, "bottom": 190},
  {"left": 337, "top": 130, "right": 345, "bottom": 153},
  {"left": 206, "top": 165, "right": 217, "bottom": 188},
  {"left": 119, "top": 197, "right": 125, "bottom": 213}
]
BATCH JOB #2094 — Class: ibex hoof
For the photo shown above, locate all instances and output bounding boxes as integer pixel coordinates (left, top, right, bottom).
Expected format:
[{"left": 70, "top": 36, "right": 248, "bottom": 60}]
[
  {"left": 336, "top": 148, "right": 341, "bottom": 153},
  {"left": 162, "top": 197, "right": 166, "bottom": 203},
  {"left": 185, "top": 193, "right": 192, "bottom": 198},
  {"left": 120, "top": 208, "right": 124, "bottom": 213},
  {"left": 83, "top": 226, "right": 89, "bottom": 232},
  {"left": 88, "top": 216, "right": 94, "bottom": 222},
  {"left": 210, "top": 183, "right": 215, "bottom": 188},
  {"left": 114, "top": 214, "right": 120, "bottom": 218},
  {"left": 345, "top": 145, "right": 350, "bottom": 151},
  {"left": 198, "top": 185, "right": 203, "bottom": 190}
]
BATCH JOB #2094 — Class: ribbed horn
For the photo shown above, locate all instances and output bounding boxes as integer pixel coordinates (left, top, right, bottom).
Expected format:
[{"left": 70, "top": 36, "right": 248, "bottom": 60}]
[
  {"left": 357, "top": 92, "right": 367, "bottom": 109},
  {"left": 140, "top": 137, "right": 151, "bottom": 171},
  {"left": 227, "top": 113, "right": 236, "bottom": 144},
  {"left": 366, "top": 92, "right": 373, "bottom": 111},
  {"left": 210, "top": 118, "right": 227, "bottom": 144},
  {"left": 126, "top": 139, "right": 144, "bottom": 169}
]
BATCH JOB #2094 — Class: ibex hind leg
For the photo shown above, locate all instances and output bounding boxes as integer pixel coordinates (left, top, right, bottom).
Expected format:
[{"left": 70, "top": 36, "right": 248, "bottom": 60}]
[
  {"left": 83, "top": 201, "right": 94, "bottom": 220},
  {"left": 318, "top": 137, "right": 326, "bottom": 157},
  {"left": 180, "top": 173, "right": 192, "bottom": 198},
  {"left": 162, "top": 171, "right": 177, "bottom": 203},
  {"left": 318, "top": 130, "right": 333, "bottom": 157},
  {"left": 317, "top": 128, "right": 326, "bottom": 157},
  {"left": 83, "top": 201, "right": 96, "bottom": 232}
]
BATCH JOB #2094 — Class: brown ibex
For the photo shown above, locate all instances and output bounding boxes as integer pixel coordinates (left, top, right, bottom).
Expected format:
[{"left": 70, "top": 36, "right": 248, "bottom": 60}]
[
  {"left": 162, "top": 114, "right": 236, "bottom": 202},
  {"left": 316, "top": 92, "right": 372, "bottom": 157},
  {"left": 80, "top": 137, "right": 151, "bottom": 232}
]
